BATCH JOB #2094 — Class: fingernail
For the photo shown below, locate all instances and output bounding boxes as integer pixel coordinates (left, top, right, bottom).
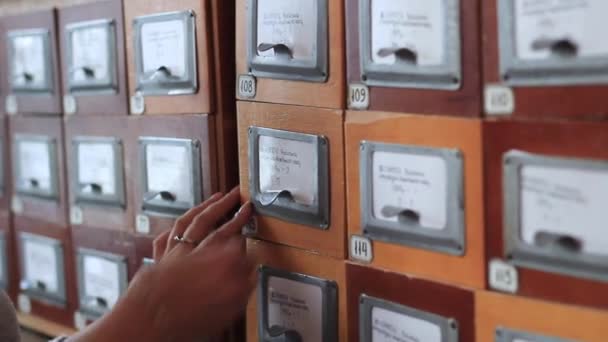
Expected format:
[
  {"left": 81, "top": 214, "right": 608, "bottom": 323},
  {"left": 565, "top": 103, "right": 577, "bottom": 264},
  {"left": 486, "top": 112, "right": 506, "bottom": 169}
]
[{"left": 235, "top": 202, "right": 251, "bottom": 216}]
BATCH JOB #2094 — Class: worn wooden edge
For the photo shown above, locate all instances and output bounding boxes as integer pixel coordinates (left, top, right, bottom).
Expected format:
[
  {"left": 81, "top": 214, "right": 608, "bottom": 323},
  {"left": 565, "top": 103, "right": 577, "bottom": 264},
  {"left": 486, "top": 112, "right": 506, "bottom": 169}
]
[{"left": 17, "top": 312, "right": 77, "bottom": 338}]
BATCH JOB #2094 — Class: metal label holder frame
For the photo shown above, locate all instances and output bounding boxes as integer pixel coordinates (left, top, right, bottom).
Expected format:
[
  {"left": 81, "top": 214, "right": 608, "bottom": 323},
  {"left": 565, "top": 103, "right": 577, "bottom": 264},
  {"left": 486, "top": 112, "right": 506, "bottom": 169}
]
[
  {"left": 247, "top": 0, "right": 329, "bottom": 82},
  {"left": 133, "top": 10, "right": 199, "bottom": 96},
  {"left": 360, "top": 294, "right": 459, "bottom": 342},
  {"left": 7, "top": 29, "right": 55, "bottom": 94},
  {"left": 248, "top": 127, "right": 330, "bottom": 229},
  {"left": 257, "top": 265, "right": 338, "bottom": 342},
  {"left": 13, "top": 134, "right": 59, "bottom": 201},
  {"left": 72, "top": 136, "right": 126, "bottom": 208},
  {"left": 360, "top": 142, "right": 465, "bottom": 255},
  {"left": 503, "top": 150, "right": 608, "bottom": 283},
  {"left": 495, "top": 327, "right": 574, "bottom": 342},
  {"left": 138, "top": 137, "right": 202, "bottom": 217},
  {"left": 18, "top": 233, "right": 67, "bottom": 307},
  {"left": 359, "top": 0, "right": 462, "bottom": 90},
  {"left": 0, "top": 232, "right": 7, "bottom": 290},
  {"left": 498, "top": 0, "right": 608, "bottom": 86},
  {"left": 65, "top": 19, "right": 118, "bottom": 95},
  {"left": 76, "top": 247, "right": 128, "bottom": 318}
]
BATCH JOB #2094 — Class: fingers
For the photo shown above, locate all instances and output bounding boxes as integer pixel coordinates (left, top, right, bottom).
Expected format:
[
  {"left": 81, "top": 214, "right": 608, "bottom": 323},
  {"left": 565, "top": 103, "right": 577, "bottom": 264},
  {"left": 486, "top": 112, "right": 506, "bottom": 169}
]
[
  {"left": 166, "top": 192, "right": 223, "bottom": 253},
  {"left": 152, "top": 230, "right": 171, "bottom": 262},
  {"left": 193, "top": 202, "right": 252, "bottom": 253},
  {"left": 182, "top": 188, "right": 243, "bottom": 245}
]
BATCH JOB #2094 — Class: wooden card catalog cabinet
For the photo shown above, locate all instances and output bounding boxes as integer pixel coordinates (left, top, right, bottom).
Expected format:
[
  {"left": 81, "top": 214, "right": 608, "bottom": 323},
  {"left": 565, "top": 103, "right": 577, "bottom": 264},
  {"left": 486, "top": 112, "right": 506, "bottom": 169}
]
[
  {"left": 76, "top": 248, "right": 128, "bottom": 319},
  {"left": 347, "top": 263, "right": 474, "bottom": 342},
  {"left": 124, "top": 0, "right": 214, "bottom": 115},
  {"left": 0, "top": 117, "right": 7, "bottom": 208},
  {"left": 10, "top": 116, "right": 68, "bottom": 226},
  {"left": 484, "top": 0, "right": 608, "bottom": 119},
  {"left": 18, "top": 233, "right": 66, "bottom": 307},
  {"left": 477, "top": 291, "right": 608, "bottom": 342},
  {"left": 246, "top": 238, "right": 347, "bottom": 342},
  {"left": 133, "top": 115, "right": 214, "bottom": 236},
  {"left": 238, "top": 102, "right": 346, "bottom": 258},
  {"left": 1, "top": 10, "right": 62, "bottom": 115},
  {"left": 59, "top": 0, "right": 128, "bottom": 116},
  {"left": 484, "top": 120, "right": 608, "bottom": 310},
  {"left": 346, "top": 111, "right": 485, "bottom": 289},
  {"left": 236, "top": 0, "right": 345, "bottom": 109},
  {"left": 345, "top": 0, "right": 481, "bottom": 116}
]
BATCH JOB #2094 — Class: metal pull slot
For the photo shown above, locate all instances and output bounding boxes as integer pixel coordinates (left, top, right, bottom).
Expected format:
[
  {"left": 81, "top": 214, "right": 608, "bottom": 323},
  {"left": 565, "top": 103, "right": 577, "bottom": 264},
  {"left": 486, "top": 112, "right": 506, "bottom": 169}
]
[
  {"left": 26, "top": 178, "right": 40, "bottom": 189},
  {"left": 257, "top": 43, "right": 294, "bottom": 60},
  {"left": 148, "top": 66, "right": 179, "bottom": 81},
  {"left": 268, "top": 325, "right": 302, "bottom": 342},
  {"left": 381, "top": 205, "right": 421, "bottom": 226},
  {"left": 259, "top": 190, "right": 294, "bottom": 207},
  {"left": 531, "top": 38, "right": 579, "bottom": 58},
  {"left": 16, "top": 72, "right": 35, "bottom": 83},
  {"left": 86, "top": 296, "right": 108, "bottom": 309},
  {"left": 534, "top": 231, "right": 583, "bottom": 254},
  {"left": 145, "top": 191, "right": 177, "bottom": 203},
  {"left": 70, "top": 66, "right": 96, "bottom": 79},
  {"left": 81, "top": 183, "right": 103, "bottom": 195},
  {"left": 35, "top": 280, "right": 47, "bottom": 291},
  {"left": 377, "top": 47, "right": 418, "bottom": 65}
]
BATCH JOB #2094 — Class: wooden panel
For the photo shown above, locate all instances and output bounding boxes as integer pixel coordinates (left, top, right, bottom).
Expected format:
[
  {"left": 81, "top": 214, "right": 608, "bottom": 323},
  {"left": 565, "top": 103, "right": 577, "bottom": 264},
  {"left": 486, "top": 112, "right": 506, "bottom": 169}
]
[
  {"left": 235, "top": 0, "right": 346, "bottom": 109},
  {"left": 346, "top": 111, "right": 485, "bottom": 288},
  {"left": 9, "top": 116, "right": 69, "bottom": 227},
  {"left": 12, "top": 217, "right": 77, "bottom": 328},
  {"left": 347, "top": 262, "right": 475, "bottom": 342},
  {"left": 64, "top": 115, "right": 134, "bottom": 231},
  {"left": 476, "top": 290, "right": 608, "bottom": 342},
  {"left": 17, "top": 313, "right": 77, "bottom": 338},
  {"left": 0, "top": 9, "right": 63, "bottom": 115},
  {"left": 124, "top": 0, "right": 213, "bottom": 115},
  {"left": 482, "top": 0, "right": 608, "bottom": 120},
  {"left": 0, "top": 116, "right": 11, "bottom": 211},
  {"left": 58, "top": 0, "right": 129, "bottom": 116},
  {"left": 237, "top": 101, "right": 346, "bottom": 259},
  {"left": 484, "top": 119, "right": 608, "bottom": 310},
  {"left": 346, "top": 0, "right": 482, "bottom": 117},
  {"left": 0, "top": 211, "right": 17, "bottom": 301},
  {"left": 246, "top": 238, "right": 348, "bottom": 342},
  {"left": 131, "top": 114, "right": 217, "bottom": 237}
]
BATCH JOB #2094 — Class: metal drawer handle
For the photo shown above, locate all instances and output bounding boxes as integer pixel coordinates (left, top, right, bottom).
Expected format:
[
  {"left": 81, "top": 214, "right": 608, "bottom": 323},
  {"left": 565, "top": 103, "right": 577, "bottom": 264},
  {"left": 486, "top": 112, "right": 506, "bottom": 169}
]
[
  {"left": 147, "top": 66, "right": 179, "bottom": 81},
  {"left": 381, "top": 205, "right": 421, "bottom": 226},
  {"left": 268, "top": 325, "right": 302, "bottom": 342},
  {"left": 258, "top": 43, "right": 293, "bottom": 59},
  {"left": 86, "top": 296, "right": 108, "bottom": 309},
  {"left": 259, "top": 190, "right": 293, "bottom": 207},
  {"left": 145, "top": 191, "right": 177, "bottom": 203},
  {"left": 531, "top": 37, "right": 578, "bottom": 58},
  {"left": 81, "top": 183, "right": 103, "bottom": 195},
  {"left": 377, "top": 47, "right": 418, "bottom": 65},
  {"left": 534, "top": 231, "right": 583, "bottom": 253},
  {"left": 70, "top": 66, "right": 96, "bottom": 79}
]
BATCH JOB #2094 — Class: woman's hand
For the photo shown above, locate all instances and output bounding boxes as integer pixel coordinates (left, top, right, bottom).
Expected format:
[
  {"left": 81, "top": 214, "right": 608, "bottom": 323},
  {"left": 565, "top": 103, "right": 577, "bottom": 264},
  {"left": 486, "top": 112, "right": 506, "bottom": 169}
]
[{"left": 68, "top": 187, "right": 254, "bottom": 342}]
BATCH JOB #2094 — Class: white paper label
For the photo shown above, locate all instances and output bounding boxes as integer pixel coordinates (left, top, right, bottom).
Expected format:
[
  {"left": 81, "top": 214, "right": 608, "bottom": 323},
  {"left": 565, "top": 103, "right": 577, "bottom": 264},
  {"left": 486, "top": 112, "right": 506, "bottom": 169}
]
[
  {"left": 515, "top": 0, "right": 608, "bottom": 60},
  {"left": 70, "top": 206, "right": 84, "bottom": 225},
  {"left": 489, "top": 259, "right": 519, "bottom": 293},
  {"left": 71, "top": 25, "right": 110, "bottom": 82},
  {"left": 372, "top": 151, "right": 448, "bottom": 230},
  {"left": 64, "top": 95, "right": 77, "bottom": 115},
  {"left": 238, "top": 74, "right": 257, "bottom": 98},
  {"left": 130, "top": 93, "right": 145, "bottom": 115},
  {"left": 371, "top": 0, "right": 445, "bottom": 66},
  {"left": 257, "top": 0, "right": 317, "bottom": 60},
  {"left": 74, "top": 311, "right": 87, "bottom": 331},
  {"left": 11, "top": 196, "right": 23, "bottom": 214},
  {"left": 520, "top": 165, "right": 608, "bottom": 255},
  {"left": 136, "top": 214, "right": 150, "bottom": 234},
  {"left": 5, "top": 95, "right": 17, "bottom": 115},
  {"left": 267, "top": 276, "right": 323, "bottom": 342},
  {"left": 485, "top": 85, "right": 515, "bottom": 116},
  {"left": 371, "top": 306, "right": 442, "bottom": 342},
  {"left": 145, "top": 144, "right": 193, "bottom": 204},
  {"left": 10, "top": 33, "right": 47, "bottom": 88},
  {"left": 351, "top": 235, "right": 373, "bottom": 263},
  {"left": 78, "top": 142, "right": 117, "bottom": 196},
  {"left": 23, "top": 239, "right": 59, "bottom": 293},
  {"left": 17, "top": 294, "right": 31, "bottom": 314},
  {"left": 141, "top": 19, "right": 187, "bottom": 78},
  {"left": 348, "top": 84, "right": 370, "bottom": 110},
  {"left": 18, "top": 140, "right": 52, "bottom": 192},
  {"left": 83, "top": 255, "right": 121, "bottom": 309},
  {"left": 258, "top": 135, "right": 317, "bottom": 206}
]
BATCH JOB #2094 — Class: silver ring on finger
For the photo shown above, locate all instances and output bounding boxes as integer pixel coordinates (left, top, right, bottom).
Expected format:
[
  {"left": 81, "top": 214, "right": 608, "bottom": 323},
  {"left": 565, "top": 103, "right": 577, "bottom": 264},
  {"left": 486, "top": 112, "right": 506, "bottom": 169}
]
[{"left": 173, "top": 235, "right": 199, "bottom": 247}]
